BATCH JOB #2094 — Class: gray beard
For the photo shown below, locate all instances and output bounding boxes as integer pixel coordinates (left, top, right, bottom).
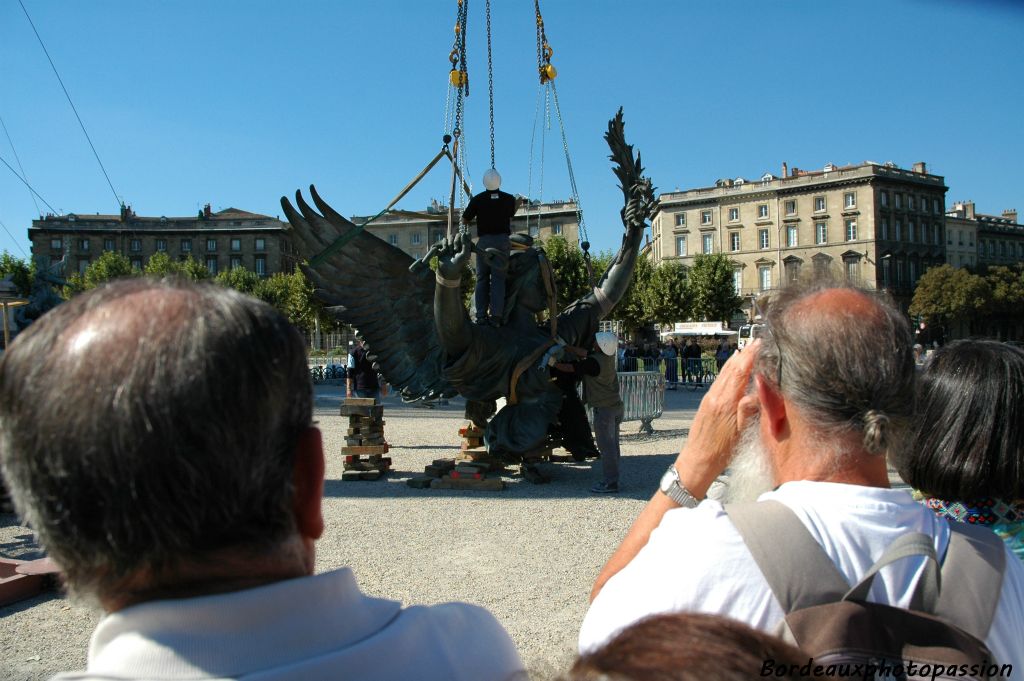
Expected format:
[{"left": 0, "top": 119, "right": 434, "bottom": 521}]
[{"left": 721, "top": 416, "right": 775, "bottom": 504}]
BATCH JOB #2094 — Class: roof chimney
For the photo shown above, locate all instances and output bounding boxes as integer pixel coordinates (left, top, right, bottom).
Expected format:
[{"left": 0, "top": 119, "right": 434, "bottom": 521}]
[
  {"left": 965, "top": 201, "right": 975, "bottom": 220},
  {"left": 912, "top": 162, "right": 927, "bottom": 174},
  {"left": 203, "top": 203, "right": 212, "bottom": 219},
  {"left": 1002, "top": 209, "right": 1018, "bottom": 224},
  {"left": 782, "top": 162, "right": 788, "bottom": 178}
]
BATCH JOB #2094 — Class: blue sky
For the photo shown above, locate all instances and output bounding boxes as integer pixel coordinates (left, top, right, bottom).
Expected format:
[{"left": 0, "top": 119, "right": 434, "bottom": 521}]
[{"left": 1, "top": 0, "right": 1022, "bottom": 258}]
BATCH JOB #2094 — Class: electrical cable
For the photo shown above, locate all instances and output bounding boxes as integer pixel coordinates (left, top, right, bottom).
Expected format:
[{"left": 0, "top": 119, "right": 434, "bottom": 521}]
[
  {"left": 0, "top": 217, "right": 30, "bottom": 259},
  {"left": 0, "top": 115, "right": 41, "bottom": 217},
  {"left": 0, "top": 153, "right": 58, "bottom": 215},
  {"left": 18, "top": 0, "right": 121, "bottom": 208}
]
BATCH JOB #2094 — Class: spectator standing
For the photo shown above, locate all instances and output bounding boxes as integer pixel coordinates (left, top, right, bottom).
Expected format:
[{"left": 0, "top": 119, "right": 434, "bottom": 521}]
[
  {"left": 0, "top": 279, "right": 526, "bottom": 681},
  {"left": 585, "top": 332, "right": 625, "bottom": 493},
  {"left": 347, "top": 338, "right": 380, "bottom": 401},
  {"left": 579, "top": 281, "right": 1024, "bottom": 667},
  {"left": 897, "top": 340, "right": 1024, "bottom": 562},
  {"left": 663, "top": 341, "right": 678, "bottom": 390}
]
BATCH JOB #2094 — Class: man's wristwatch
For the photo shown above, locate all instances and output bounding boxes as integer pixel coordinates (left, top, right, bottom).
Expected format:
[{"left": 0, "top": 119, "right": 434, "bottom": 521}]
[{"left": 659, "top": 464, "right": 701, "bottom": 508}]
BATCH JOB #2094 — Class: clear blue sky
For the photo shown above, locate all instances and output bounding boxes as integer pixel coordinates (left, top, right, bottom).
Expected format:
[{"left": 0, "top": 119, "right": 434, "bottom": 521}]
[{"left": 1, "top": 0, "right": 1022, "bottom": 259}]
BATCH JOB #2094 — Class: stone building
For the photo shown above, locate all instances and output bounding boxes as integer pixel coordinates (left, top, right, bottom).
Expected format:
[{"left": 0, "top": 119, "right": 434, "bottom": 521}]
[
  {"left": 651, "top": 161, "right": 948, "bottom": 312},
  {"left": 29, "top": 204, "right": 298, "bottom": 277},
  {"left": 355, "top": 199, "right": 580, "bottom": 261},
  {"left": 945, "top": 202, "right": 1023, "bottom": 269}
]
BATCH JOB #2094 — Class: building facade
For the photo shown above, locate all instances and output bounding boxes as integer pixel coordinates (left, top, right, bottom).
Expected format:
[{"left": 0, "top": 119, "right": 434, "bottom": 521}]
[
  {"left": 950, "top": 203, "right": 1024, "bottom": 268},
  {"left": 355, "top": 199, "right": 580, "bottom": 261},
  {"left": 651, "top": 161, "right": 948, "bottom": 311},
  {"left": 29, "top": 205, "right": 298, "bottom": 277}
]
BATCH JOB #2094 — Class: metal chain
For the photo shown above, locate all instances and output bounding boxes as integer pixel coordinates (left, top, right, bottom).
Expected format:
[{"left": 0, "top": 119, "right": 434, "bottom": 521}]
[
  {"left": 549, "top": 81, "right": 587, "bottom": 246},
  {"left": 526, "top": 83, "right": 543, "bottom": 230},
  {"left": 486, "top": 0, "right": 495, "bottom": 169}
]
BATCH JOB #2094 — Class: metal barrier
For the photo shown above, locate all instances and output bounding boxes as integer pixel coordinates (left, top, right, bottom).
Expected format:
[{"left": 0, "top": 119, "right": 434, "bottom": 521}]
[{"left": 584, "top": 371, "right": 665, "bottom": 435}]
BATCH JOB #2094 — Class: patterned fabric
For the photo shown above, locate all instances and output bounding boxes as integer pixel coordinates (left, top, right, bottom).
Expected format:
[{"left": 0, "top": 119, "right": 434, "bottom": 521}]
[{"left": 924, "top": 496, "right": 1024, "bottom": 563}]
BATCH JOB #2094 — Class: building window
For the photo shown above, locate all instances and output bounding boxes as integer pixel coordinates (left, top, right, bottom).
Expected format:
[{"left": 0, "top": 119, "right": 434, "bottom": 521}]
[
  {"left": 895, "top": 193, "right": 903, "bottom": 209},
  {"left": 758, "top": 265, "right": 771, "bottom": 291},
  {"left": 732, "top": 269, "right": 742, "bottom": 294},
  {"left": 130, "top": 239, "right": 141, "bottom": 252},
  {"left": 895, "top": 220, "right": 902, "bottom": 241},
  {"left": 730, "top": 232, "right": 741, "bottom": 252},
  {"left": 845, "top": 258, "right": 861, "bottom": 283},
  {"left": 728, "top": 207, "right": 739, "bottom": 222},
  {"left": 103, "top": 238, "right": 115, "bottom": 251},
  {"left": 880, "top": 191, "right": 889, "bottom": 208},
  {"left": 844, "top": 192, "right": 856, "bottom": 209},
  {"left": 757, "top": 204, "right": 769, "bottom": 219},
  {"left": 675, "top": 213, "right": 686, "bottom": 227},
  {"left": 881, "top": 218, "right": 889, "bottom": 240},
  {"left": 909, "top": 259, "right": 917, "bottom": 283},
  {"left": 254, "top": 255, "right": 267, "bottom": 276},
  {"left": 388, "top": 234, "right": 399, "bottom": 246},
  {"left": 432, "top": 231, "right": 444, "bottom": 243},
  {"left": 255, "top": 238, "right": 266, "bottom": 251},
  {"left": 785, "top": 260, "right": 801, "bottom": 284},
  {"left": 758, "top": 229, "right": 769, "bottom": 249},
  {"left": 934, "top": 225, "right": 941, "bottom": 246},
  {"left": 786, "top": 225, "right": 798, "bottom": 248},
  {"left": 784, "top": 200, "right": 796, "bottom": 216},
  {"left": 908, "top": 195, "right": 916, "bottom": 211},
  {"left": 230, "top": 256, "right": 242, "bottom": 270},
  {"left": 881, "top": 259, "right": 891, "bottom": 287},
  {"left": 933, "top": 198, "right": 941, "bottom": 214},
  {"left": 552, "top": 224, "right": 562, "bottom": 235},
  {"left": 1000, "top": 242, "right": 1007, "bottom": 256},
  {"left": 156, "top": 239, "right": 167, "bottom": 252},
  {"left": 814, "top": 196, "right": 826, "bottom": 212},
  {"left": 529, "top": 225, "right": 540, "bottom": 238},
  {"left": 702, "top": 234, "right": 714, "bottom": 254},
  {"left": 78, "top": 258, "right": 90, "bottom": 274},
  {"left": 230, "top": 238, "right": 242, "bottom": 252},
  {"left": 845, "top": 219, "right": 858, "bottom": 241},
  {"left": 180, "top": 239, "right": 192, "bottom": 253},
  {"left": 897, "top": 259, "right": 907, "bottom": 287},
  {"left": 78, "top": 239, "right": 90, "bottom": 252},
  {"left": 207, "top": 238, "right": 217, "bottom": 251},
  {"left": 130, "top": 258, "right": 143, "bottom": 271},
  {"left": 205, "top": 256, "right": 218, "bottom": 275},
  {"left": 50, "top": 237, "right": 63, "bottom": 250},
  {"left": 676, "top": 236, "right": 687, "bottom": 256},
  {"left": 411, "top": 233, "right": 422, "bottom": 245},
  {"left": 815, "top": 222, "right": 827, "bottom": 244},
  {"left": 701, "top": 210, "right": 713, "bottom": 226}
]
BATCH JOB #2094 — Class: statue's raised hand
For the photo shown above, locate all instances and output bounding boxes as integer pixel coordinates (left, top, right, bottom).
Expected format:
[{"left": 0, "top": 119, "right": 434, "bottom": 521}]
[{"left": 436, "top": 231, "right": 471, "bottom": 280}]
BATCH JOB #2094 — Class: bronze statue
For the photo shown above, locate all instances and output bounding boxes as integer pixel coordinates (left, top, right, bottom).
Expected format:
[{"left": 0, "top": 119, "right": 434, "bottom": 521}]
[{"left": 281, "top": 109, "right": 654, "bottom": 462}]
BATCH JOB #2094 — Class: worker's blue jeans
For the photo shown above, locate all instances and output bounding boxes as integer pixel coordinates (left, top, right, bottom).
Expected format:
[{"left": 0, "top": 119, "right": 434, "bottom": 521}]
[{"left": 474, "top": 233, "right": 510, "bottom": 322}]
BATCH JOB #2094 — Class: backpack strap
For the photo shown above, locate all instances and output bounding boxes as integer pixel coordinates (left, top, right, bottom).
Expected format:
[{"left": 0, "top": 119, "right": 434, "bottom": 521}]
[
  {"left": 932, "top": 520, "right": 1007, "bottom": 641},
  {"left": 842, "top": 532, "right": 939, "bottom": 612},
  {"left": 726, "top": 501, "right": 848, "bottom": 613}
]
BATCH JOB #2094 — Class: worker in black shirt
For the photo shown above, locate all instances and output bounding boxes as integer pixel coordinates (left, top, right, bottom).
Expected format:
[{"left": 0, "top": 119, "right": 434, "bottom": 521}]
[{"left": 461, "top": 169, "right": 523, "bottom": 325}]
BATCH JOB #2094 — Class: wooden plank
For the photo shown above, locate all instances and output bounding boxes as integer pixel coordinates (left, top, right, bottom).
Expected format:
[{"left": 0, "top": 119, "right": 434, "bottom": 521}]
[
  {"left": 341, "top": 445, "right": 390, "bottom": 456},
  {"left": 340, "top": 405, "right": 385, "bottom": 418},
  {"left": 406, "top": 476, "right": 434, "bottom": 489},
  {"left": 342, "top": 397, "right": 377, "bottom": 406}
]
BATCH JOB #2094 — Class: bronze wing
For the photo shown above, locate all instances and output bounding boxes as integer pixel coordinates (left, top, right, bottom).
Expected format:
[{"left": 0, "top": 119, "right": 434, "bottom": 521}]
[{"left": 281, "top": 186, "right": 456, "bottom": 402}]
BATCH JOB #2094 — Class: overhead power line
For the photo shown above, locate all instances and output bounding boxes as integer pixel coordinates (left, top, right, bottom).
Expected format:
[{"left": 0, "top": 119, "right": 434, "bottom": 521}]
[
  {"left": 0, "top": 115, "right": 41, "bottom": 217},
  {"left": 18, "top": 0, "right": 121, "bottom": 208},
  {"left": 0, "top": 153, "right": 59, "bottom": 215},
  {"left": 0, "top": 216, "right": 30, "bottom": 259}
]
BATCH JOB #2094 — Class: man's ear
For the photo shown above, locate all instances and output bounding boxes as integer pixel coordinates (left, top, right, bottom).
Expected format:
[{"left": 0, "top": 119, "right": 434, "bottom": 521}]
[
  {"left": 293, "top": 427, "right": 325, "bottom": 541},
  {"left": 754, "top": 375, "right": 789, "bottom": 442}
]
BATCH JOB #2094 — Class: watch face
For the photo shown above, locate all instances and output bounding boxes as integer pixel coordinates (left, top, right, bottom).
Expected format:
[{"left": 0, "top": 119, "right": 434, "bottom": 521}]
[{"left": 659, "top": 465, "right": 677, "bottom": 492}]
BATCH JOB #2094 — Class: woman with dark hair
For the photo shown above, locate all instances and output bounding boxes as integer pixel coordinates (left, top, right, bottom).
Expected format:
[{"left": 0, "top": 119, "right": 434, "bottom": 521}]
[{"left": 898, "top": 340, "right": 1024, "bottom": 561}]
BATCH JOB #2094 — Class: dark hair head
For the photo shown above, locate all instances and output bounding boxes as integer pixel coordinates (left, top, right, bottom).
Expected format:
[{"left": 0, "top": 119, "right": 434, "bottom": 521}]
[
  {"left": 0, "top": 277, "right": 313, "bottom": 600},
  {"left": 898, "top": 340, "right": 1024, "bottom": 501},
  {"left": 568, "top": 613, "right": 806, "bottom": 681},
  {"left": 755, "top": 280, "right": 916, "bottom": 463}
]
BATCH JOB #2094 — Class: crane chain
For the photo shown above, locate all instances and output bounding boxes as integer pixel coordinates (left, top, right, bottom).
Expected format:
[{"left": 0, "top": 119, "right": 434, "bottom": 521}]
[{"left": 486, "top": 0, "right": 495, "bottom": 169}]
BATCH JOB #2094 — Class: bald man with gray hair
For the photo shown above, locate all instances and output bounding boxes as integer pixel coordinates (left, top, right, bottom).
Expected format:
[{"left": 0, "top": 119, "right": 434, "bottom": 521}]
[
  {"left": 579, "top": 280, "right": 1024, "bottom": 667},
  {"left": 0, "top": 277, "right": 524, "bottom": 681}
]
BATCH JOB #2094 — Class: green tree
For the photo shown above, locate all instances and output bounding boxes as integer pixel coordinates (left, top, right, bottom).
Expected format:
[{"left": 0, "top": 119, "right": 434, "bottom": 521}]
[
  {"left": 254, "top": 270, "right": 325, "bottom": 333},
  {"left": 909, "top": 264, "right": 991, "bottom": 334},
  {"left": 687, "top": 253, "right": 742, "bottom": 323},
  {"left": 984, "top": 264, "right": 1024, "bottom": 319},
  {"left": 644, "top": 260, "right": 690, "bottom": 325},
  {"left": 608, "top": 253, "right": 653, "bottom": 335},
  {"left": 82, "top": 251, "right": 134, "bottom": 290},
  {"left": 214, "top": 266, "right": 262, "bottom": 295},
  {"left": 543, "top": 235, "right": 592, "bottom": 309},
  {"left": 143, "top": 253, "right": 210, "bottom": 280},
  {"left": 0, "top": 252, "right": 34, "bottom": 295}
]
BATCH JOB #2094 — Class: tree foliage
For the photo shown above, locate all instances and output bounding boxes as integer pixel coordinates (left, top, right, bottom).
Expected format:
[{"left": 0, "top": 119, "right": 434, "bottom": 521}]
[
  {"left": 687, "top": 254, "right": 743, "bottom": 323},
  {"left": 984, "top": 264, "right": 1024, "bottom": 318},
  {"left": 909, "top": 264, "right": 991, "bottom": 328},
  {"left": 214, "top": 266, "right": 262, "bottom": 295},
  {"left": 644, "top": 260, "right": 689, "bottom": 325},
  {"left": 0, "top": 252, "right": 35, "bottom": 296},
  {"left": 543, "top": 235, "right": 592, "bottom": 309},
  {"left": 608, "top": 253, "right": 653, "bottom": 334}
]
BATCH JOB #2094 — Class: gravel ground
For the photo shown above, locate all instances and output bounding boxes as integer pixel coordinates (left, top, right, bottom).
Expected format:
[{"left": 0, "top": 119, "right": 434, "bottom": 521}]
[{"left": 0, "top": 384, "right": 704, "bottom": 680}]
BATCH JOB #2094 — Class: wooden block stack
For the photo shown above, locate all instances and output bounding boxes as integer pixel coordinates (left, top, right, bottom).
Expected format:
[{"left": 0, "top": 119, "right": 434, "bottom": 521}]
[
  {"left": 406, "top": 456, "right": 504, "bottom": 491},
  {"left": 456, "top": 423, "right": 506, "bottom": 472},
  {"left": 340, "top": 398, "right": 390, "bottom": 481}
]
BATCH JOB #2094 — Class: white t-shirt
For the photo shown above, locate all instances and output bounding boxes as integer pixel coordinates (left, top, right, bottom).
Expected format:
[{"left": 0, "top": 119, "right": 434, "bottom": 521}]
[
  {"left": 55, "top": 568, "right": 526, "bottom": 681},
  {"left": 579, "top": 481, "right": 1024, "bottom": 667}
]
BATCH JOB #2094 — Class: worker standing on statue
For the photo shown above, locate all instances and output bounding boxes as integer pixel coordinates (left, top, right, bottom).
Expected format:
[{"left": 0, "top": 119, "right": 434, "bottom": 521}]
[{"left": 462, "top": 169, "right": 523, "bottom": 326}]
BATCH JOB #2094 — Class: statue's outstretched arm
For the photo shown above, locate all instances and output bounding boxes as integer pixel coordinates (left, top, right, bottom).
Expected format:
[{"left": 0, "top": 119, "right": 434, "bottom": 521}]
[
  {"left": 583, "top": 109, "right": 657, "bottom": 316},
  {"left": 434, "top": 231, "right": 473, "bottom": 357}
]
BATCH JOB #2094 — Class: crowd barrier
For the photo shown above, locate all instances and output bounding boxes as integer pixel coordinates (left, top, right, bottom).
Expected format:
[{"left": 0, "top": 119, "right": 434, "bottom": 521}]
[{"left": 620, "top": 357, "right": 720, "bottom": 390}]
